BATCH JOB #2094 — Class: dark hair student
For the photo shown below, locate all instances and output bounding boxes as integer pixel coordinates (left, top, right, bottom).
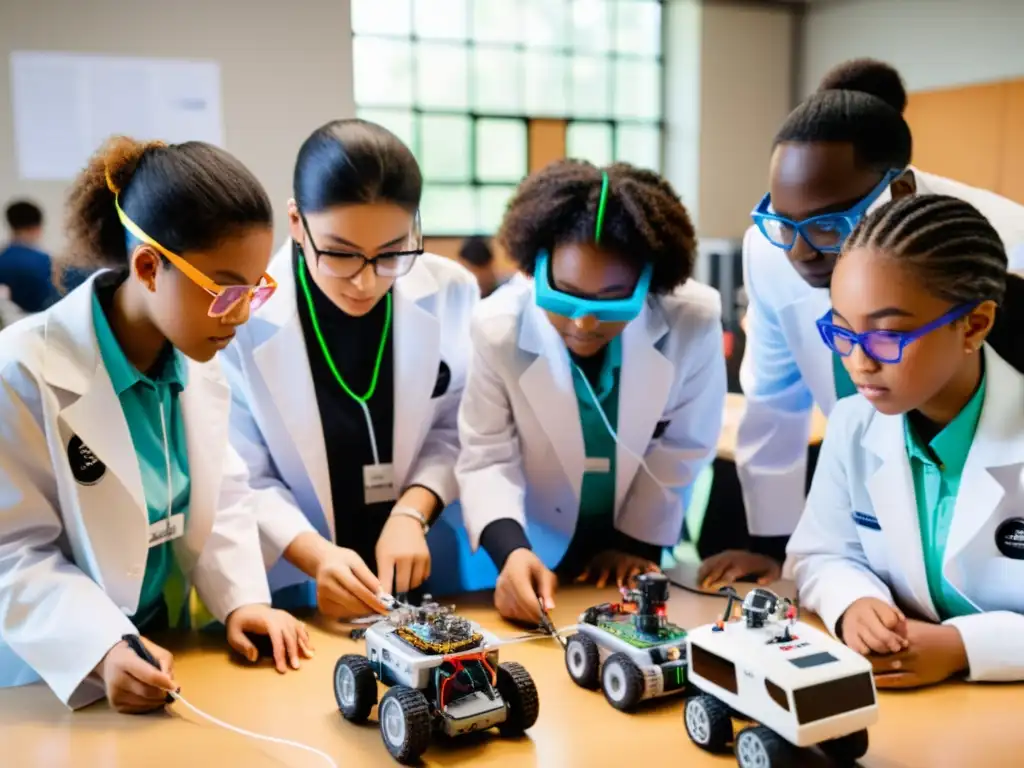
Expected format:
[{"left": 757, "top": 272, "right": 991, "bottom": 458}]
[
  {"left": 293, "top": 118, "right": 422, "bottom": 214},
  {"left": 499, "top": 159, "right": 697, "bottom": 295},
  {"left": 842, "top": 194, "right": 1024, "bottom": 375},
  {"left": 220, "top": 116, "right": 481, "bottom": 617},
  {"left": 66, "top": 136, "right": 273, "bottom": 272}
]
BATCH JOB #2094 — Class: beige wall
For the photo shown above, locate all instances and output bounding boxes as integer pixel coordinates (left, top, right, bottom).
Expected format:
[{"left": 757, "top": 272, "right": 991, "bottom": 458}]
[
  {"left": 697, "top": 2, "right": 795, "bottom": 239},
  {"left": 800, "top": 0, "right": 1024, "bottom": 98},
  {"left": 0, "top": 0, "right": 355, "bottom": 255}
]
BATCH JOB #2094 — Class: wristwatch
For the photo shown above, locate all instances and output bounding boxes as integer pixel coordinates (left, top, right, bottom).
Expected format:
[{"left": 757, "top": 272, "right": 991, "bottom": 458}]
[{"left": 391, "top": 504, "right": 429, "bottom": 534}]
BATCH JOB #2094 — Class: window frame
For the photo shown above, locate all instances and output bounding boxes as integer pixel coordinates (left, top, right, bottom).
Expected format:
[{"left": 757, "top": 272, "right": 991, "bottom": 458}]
[{"left": 352, "top": 0, "right": 666, "bottom": 237}]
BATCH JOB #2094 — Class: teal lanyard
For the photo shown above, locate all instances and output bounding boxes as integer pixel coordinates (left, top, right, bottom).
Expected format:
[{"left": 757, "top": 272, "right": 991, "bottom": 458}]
[{"left": 296, "top": 254, "right": 391, "bottom": 462}]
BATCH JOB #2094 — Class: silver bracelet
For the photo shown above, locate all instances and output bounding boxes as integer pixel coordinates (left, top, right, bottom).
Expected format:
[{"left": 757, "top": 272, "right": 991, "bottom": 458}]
[{"left": 391, "top": 505, "right": 428, "bottom": 533}]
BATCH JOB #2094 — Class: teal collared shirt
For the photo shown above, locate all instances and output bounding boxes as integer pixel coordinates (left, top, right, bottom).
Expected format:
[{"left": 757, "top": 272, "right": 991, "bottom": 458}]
[
  {"left": 571, "top": 336, "right": 622, "bottom": 520},
  {"left": 904, "top": 375, "right": 986, "bottom": 621},
  {"left": 833, "top": 353, "right": 858, "bottom": 401},
  {"left": 92, "top": 291, "right": 191, "bottom": 629}
]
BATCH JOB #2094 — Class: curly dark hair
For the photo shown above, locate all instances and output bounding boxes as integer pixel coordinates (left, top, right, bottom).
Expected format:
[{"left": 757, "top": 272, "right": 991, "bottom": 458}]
[{"left": 497, "top": 159, "right": 697, "bottom": 294}]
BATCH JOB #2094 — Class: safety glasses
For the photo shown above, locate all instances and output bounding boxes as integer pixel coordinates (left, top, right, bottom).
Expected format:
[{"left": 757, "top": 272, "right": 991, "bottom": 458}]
[
  {"left": 816, "top": 302, "right": 979, "bottom": 364},
  {"left": 534, "top": 250, "right": 652, "bottom": 323},
  {"left": 751, "top": 168, "right": 904, "bottom": 253},
  {"left": 113, "top": 200, "right": 276, "bottom": 318},
  {"left": 300, "top": 211, "right": 423, "bottom": 280}
]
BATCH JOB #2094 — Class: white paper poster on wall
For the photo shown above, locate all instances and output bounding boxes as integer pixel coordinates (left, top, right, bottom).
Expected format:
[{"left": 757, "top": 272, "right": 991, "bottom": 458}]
[{"left": 9, "top": 51, "right": 224, "bottom": 181}]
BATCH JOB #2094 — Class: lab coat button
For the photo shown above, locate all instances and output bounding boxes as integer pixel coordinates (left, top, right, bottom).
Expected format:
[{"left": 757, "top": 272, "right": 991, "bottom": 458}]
[{"left": 127, "top": 566, "right": 142, "bottom": 578}]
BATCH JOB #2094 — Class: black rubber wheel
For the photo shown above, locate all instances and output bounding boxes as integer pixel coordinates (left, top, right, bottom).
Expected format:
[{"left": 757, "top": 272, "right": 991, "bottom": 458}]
[
  {"left": 819, "top": 728, "right": 869, "bottom": 765},
  {"left": 333, "top": 654, "right": 378, "bottom": 723},
  {"left": 564, "top": 633, "right": 601, "bottom": 690},
  {"left": 496, "top": 661, "right": 540, "bottom": 735},
  {"left": 735, "top": 725, "right": 793, "bottom": 768},
  {"left": 601, "top": 652, "right": 645, "bottom": 712},
  {"left": 684, "top": 693, "right": 733, "bottom": 753},
  {"left": 378, "top": 686, "right": 432, "bottom": 764}
]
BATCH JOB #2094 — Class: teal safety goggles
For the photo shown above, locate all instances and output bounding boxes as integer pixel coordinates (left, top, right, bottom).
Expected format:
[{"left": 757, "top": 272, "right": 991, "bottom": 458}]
[
  {"left": 535, "top": 250, "right": 652, "bottom": 322},
  {"left": 533, "top": 169, "right": 652, "bottom": 323}
]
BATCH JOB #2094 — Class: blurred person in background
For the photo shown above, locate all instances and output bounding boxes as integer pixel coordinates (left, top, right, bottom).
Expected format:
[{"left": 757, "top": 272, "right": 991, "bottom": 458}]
[
  {"left": 0, "top": 200, "right": 59, "bottom": 313},
  {"left": 458, "top": 236, "right": 505, "bottom": 298}
]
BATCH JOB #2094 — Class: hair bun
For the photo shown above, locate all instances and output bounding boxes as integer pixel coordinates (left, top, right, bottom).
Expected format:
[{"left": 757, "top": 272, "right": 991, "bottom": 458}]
[
  {"left": 100, "top": 135, "right": 166, "bottom": 197},
  {"left": 817, "top": 58, "right": 907, "bottom": 115}
]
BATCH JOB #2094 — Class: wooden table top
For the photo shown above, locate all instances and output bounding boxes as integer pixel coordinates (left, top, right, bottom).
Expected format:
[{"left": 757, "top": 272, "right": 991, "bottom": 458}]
[{"left": 3, "top": 583, "right": 1022, "bottom": 768}]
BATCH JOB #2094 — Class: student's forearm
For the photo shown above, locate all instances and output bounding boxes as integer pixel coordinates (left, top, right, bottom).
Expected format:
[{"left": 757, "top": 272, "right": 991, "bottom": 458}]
[
  {"left": 398, "top": 484, "right": 444, "bottom": 525},
  {"left": 283, "top": 531, "right": 336, "bottom": 579},
  {"left": 480, "top": 518, "right": 532, "bottom": 571}
]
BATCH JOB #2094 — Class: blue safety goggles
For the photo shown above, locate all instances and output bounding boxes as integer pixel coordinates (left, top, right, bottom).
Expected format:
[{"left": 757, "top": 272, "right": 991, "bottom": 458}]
[
  {"left": 535, "top": 249, "right": 652, "bottom": 323},
  {"left": 816, "top": 301, "right": 979, "bottom": 364},
  {"left": 751, "top": 168, "right": 904, "bottom": 253}
]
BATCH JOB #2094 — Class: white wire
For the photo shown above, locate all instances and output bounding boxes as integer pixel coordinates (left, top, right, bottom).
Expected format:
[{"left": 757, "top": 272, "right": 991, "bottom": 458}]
[
  {"left": 358, "top": 400, "right": 381, "bottom": 466},
  {"left": 171, "top": 691, "right": 338, "bottom": 768},
  {"left": 572, "top": 363, "right": 678, "bottom": 491}
]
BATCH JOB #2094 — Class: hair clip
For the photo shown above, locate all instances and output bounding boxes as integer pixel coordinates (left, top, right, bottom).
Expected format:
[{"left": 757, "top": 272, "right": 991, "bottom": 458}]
[{"left": 594, "top": 170, "right": 609, "bottom": 244}]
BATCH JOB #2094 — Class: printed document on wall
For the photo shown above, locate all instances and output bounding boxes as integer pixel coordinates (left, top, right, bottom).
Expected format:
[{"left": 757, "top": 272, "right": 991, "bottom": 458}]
[{"left": 10, "top": 51, "right": 224, "bottom": 181}]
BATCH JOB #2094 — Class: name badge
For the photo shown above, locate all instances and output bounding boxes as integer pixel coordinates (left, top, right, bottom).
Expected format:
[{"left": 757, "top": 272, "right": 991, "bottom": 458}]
[
  {"left": 584, "top": 456, "right": 611, "bottom": 474},
  {"left": 996, "top": 518, "right": 1024, "bottom": 560},
  {"left": 364, "top": 463, "right": 397, "bottom": 504},
  {"left": 148, "top": 513, "right": 185, "bottom": 547}
]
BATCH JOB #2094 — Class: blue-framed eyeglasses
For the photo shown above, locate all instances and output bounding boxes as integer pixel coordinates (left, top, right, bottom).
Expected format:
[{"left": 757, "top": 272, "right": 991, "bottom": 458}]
[
  {"left": 751, "top": 168, "right": 904, "bottom": 253},
  {"left": 534, "top": 250, "right": 652, "bottom": 323},
  {"left": 816, "top": 302, "right": 979, "bottom": 364}
]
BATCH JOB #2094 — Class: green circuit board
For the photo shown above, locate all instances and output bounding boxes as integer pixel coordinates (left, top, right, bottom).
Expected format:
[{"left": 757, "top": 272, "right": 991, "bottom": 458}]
[{"left": 597, "top": 618, "right": 688, "bottom": 649}]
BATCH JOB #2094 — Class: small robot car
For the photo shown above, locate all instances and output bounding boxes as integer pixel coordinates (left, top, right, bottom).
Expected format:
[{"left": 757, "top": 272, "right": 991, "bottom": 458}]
[
  {"left": 563, "top": 572, "right": 690, "bottom": 712},
  {"left": 683, "top": 587, "right": 878, "bottom": 768},
  {"left": 333, "top": 596, "right": 539, "bottom": 764}
]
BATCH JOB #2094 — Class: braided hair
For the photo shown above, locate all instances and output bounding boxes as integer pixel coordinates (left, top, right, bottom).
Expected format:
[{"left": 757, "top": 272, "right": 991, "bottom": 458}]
[
  {"left": 498, "top": 159, "right": 696, "bottom": 294},
  {"left": 842, "top": 194, "right": 1024, "bottom": 372}
]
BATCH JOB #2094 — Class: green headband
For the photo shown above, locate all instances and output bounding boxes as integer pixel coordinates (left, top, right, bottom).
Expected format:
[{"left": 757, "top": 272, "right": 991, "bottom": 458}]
[{"left": 594, "top": 170, "right": 609, "bottom": 244}]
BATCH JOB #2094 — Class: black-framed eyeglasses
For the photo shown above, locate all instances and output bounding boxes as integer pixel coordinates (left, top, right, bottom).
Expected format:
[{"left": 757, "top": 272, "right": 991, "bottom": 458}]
[{"left": 299, "top": 211, "right": 423, "bottom": 280}]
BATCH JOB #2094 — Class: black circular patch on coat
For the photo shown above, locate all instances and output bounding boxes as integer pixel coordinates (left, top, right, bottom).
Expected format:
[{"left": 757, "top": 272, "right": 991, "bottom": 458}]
[
  {"left": 995, "top": 518, "right": 1024, "bottom": 560},
  {"left": 68, "top": 436, "right": 105, "bottom": 485}
]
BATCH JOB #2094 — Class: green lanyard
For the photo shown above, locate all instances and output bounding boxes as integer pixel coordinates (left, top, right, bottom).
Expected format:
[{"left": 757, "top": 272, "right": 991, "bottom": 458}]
[{"left": 296, "top": 254, "right": 392, "bottom": 405}]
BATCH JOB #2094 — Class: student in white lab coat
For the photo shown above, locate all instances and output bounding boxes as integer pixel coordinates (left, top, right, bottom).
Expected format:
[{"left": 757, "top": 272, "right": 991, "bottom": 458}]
[
  {"left": 0, "top": 137, "right": 311, "bottom": 712},
  {"left": 221, "top": 120, "right": 478, "bottom": 617},
  {"left": 702, "top": 58, "right": 1024, "bottom": 587},
  {"left": 788, "top": 194, "right": 1024, "bottom": 686},
  {"left": 457, "top": 160, "right": 726, "bottom": 623}
]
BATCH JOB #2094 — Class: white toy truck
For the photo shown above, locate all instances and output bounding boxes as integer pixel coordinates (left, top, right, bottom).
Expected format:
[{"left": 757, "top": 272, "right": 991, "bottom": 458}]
[
  {"left": 564, "top": 572, "right": 690, "bottom": 712},
  {"left": 683, "top": 588, "right": 879, "bottom": 768},
  {"left": 333, "top": 596, "right": 539, "bottom": 764}
]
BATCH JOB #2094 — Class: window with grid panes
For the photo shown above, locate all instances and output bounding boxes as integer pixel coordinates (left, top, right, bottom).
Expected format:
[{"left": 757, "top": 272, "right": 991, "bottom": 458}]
[{"left": 352, "top": 0, "right": 664, "bottom": 236}]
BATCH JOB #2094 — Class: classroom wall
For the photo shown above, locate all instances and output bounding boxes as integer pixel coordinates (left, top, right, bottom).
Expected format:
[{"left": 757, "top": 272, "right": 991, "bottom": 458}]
[
  {"left": 800, "top": 0, "right": 1024, "bottom": 97},
  {"left": 0, "top": 0, "right": 356, "bottom": 255},
  {"left": 697, "top": 1, "right": 795, "bottom": 239}
]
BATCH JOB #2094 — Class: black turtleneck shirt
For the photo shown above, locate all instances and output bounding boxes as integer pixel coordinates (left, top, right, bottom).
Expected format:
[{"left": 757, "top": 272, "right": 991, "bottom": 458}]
[{"left": 294, "top": 250, "right": 396, "bottom": 574}]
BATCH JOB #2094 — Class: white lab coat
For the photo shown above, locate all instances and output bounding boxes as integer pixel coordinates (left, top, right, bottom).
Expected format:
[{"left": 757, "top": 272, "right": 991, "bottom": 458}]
[
  {"left": 221, "top": 243, "right": 479, "bottom": 592},
  {"left": 787, "top": 345, "right": 1024, "bottom": 682},
  {"left": 737, "top": 168, "right": 1024, "bottom": 537},
  {"left": 0, "top": 274, "right": 271, "bottom": 708},
  {"left": 456, "top": 278, "right": 726, "bottom": 567}
]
